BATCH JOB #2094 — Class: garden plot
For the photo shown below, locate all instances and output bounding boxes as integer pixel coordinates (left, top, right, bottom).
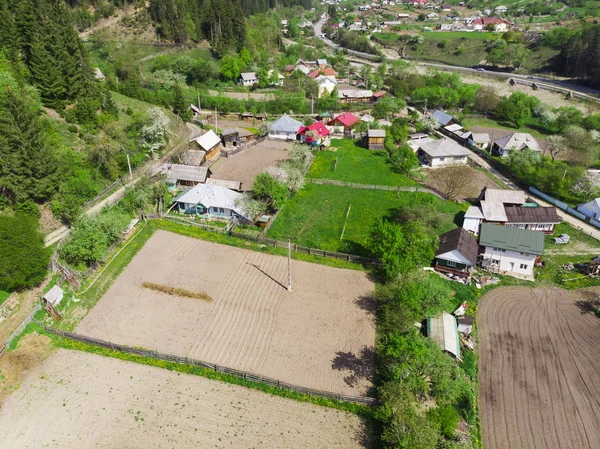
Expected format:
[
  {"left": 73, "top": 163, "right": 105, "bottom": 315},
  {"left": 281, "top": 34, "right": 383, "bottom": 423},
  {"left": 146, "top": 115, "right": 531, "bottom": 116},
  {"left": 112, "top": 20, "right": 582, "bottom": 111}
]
[
  {"left": 209, "top": 140, "right": 291, "bottom": 189},
  {"left": 0, "top": 350, "right": 368, "bottom": 449},
  {"left": 479, "top": 286, "right": 600, "bottom": 449},
  {"left": 77, "top": 230, "right": 376, "bottom": 396}
]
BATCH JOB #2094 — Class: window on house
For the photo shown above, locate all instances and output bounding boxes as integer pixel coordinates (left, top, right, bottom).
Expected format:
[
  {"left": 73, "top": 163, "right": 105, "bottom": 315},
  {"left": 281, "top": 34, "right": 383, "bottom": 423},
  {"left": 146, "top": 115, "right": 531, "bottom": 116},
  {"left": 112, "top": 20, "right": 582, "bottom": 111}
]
[
  {"left": 220, "top": 208, "right": 225, "bottom": 213},
  {"left": 520, "top": 264, "right": 528, "bottom": 270},
  {"left": 439, "top": 157, "right": 445, "bottom": 161},
  {"left": 493, "top": 247, "right": 506, "bottom": 253},
  {"left": 447, "top": 260, "right": 456, "bottom": 267}
]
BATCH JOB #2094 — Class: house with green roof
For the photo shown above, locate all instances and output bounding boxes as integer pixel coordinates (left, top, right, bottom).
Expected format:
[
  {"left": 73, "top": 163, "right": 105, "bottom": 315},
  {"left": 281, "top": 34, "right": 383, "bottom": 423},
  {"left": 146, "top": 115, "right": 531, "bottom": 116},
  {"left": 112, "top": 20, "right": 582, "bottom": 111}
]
[{"left": 478, "top": 223, "right": 544, "bottom": 278}]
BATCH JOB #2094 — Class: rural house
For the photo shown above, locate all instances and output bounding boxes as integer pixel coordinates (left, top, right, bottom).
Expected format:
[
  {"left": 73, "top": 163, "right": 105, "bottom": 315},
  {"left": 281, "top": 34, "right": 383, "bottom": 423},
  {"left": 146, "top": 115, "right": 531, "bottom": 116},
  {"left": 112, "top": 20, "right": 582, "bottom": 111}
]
[
  {"left": 504, "top": 206, "right": 561, "bottom": 233},
  {"left": 466, "top": 132, "right": 490, "bottom": 150},
  {"left": 434, "top": 228, "right": 479, "bottom": 283},
  {"left": 174, "top": 184, "right": 250, "bottom": 221},
  {"left": 431, "top": 110, "right": 459, "bottom": 127},
  {"left": 478, "top": 223, "right": 544, "bottom": 278},
  {"left": 315, "top": 75, "right": 338, "bottom": 97},
  {"left": 193, "top": 130, "right": 221, "bottom": 161},
  {"left": 365, "top": 129, "right": 386, "bottom": 150},
  {"left": 298, "top": 121, "right": 330, "bottom": 146},
  {"left": 269, "top": 115, "right": 303, "bottom": 140},
  {"left": 427, "top": 312, "right": 461, "bottom": 359},
  {"left": 221, "top": 128, "right": 240, "bottom": 146},
  {"left": 328, "top": 112, "right": 359, "bottom": 137},
  {"left": 417, "top": 138, "right": 471, "bottom": 167},
  {"left": 181, "top": 149, "right": 206, "bottom": 166},
  {"left": 238, "top": 72, "right": 258, "bottom": 87},
  {"left": 160, "top": 164, "right": 211, "bottom": 187},
  {"left": 492, "top": 133, "right": 542, "bottom": 157},
  {"left": 338, "top": 89, "right": 373, "bottom": 103},
  {"left": 577, "top": 198, "right": 600, "bottom": 220}
]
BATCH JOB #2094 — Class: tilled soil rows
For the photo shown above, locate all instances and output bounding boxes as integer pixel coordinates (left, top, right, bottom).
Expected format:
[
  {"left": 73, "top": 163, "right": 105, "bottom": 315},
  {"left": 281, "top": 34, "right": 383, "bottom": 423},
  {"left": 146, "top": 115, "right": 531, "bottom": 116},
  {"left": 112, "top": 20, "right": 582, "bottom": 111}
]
[{"left": 478, "top": 286, "right": 600, "bottom": 449}]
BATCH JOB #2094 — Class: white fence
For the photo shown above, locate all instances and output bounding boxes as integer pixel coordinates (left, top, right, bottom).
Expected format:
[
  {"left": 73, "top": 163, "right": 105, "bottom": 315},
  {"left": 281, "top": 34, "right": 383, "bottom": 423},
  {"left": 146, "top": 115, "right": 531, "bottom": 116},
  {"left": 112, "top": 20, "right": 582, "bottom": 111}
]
[{"left": 528, "top": 187, "right": 600, "bottom": 229}]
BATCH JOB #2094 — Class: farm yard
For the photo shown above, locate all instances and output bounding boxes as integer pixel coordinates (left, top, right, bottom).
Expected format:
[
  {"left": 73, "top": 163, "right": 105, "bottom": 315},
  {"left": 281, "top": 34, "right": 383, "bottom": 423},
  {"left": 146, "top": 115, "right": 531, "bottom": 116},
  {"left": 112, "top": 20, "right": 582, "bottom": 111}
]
[
  {"left": 268, "top": 185, "right": 464, "bottom": 255},
  {"left": 76, "top": 230, "right": 376, "bottom": 396},
  {"left": 209, "top": 139, "right": 291, "bottom": 190},
  {"left": 478, "top": 286, "right": 600, "bottom": 449},
  {"left": 307, "top": 139, "right": 418, "bottom": 187},
  {"left": 0, "top": 350, "right": 368, "bottom": 449}
]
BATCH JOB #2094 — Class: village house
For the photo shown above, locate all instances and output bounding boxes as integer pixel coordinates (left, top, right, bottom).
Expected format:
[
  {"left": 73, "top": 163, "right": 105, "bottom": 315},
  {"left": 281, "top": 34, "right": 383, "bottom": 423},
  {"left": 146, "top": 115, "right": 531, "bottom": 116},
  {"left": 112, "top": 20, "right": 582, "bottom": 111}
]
[
  {"left": 298, "top": 121, "right": 330, "bottom": 146},
  {"left": 338, "top": 89, "right": 374, "bottom": 103},
  {"left": 434, "top": 228, "right": 479, "bottom": 283},
  {"left": 240, "top": 112, "right": 254, "bottom": 121},
  {"left": 427, "top": 312, "right": 461, "bottom": 359},
  {"left": 174, "top": 183, "right": 250, "bottom": 221},
  {"left": 494, "top": 5, "right": 508, "bottom": 14},
  {"left": 284, "top": 64, "right": 295, "bottom": 75},
  {"left": 576, "top": 198, "right": 600, "bottom": 220},
  {"left": 466, "top": 132, "right": 490, "bottom": 150},
  {"left": 478, "top": 223, "right": 544, "bottom": 278},
  {"left": 181, "top": 149, "right": 206, "bottom": 167},
  {"left": 316, "top": 75, "right": 338, "bottom": 97},
  {"left": 267, "top": 69, "right": 285, "bottom": 86},
  {"left": 440, "top": 4, "right": 452, "bottom": 12},
  {"left": 268, "top": 115, "right": 303, "bottom": 140},
  {"left": 431, "top": 110, "right": 459, "bottom": 127},
  {"left": 192, "top": 130, "right": 221, "bottom": 161},
  {"left": 470, "top": 17, "right": 509, "bottom": 32},
  {"left": 372, "top": 91, "right": 387, "bottom": 102},
  {"left": 417, "top": 138, "right": 471, "bottom": 167},
  {"left": 221, "top": 128, "right": 240, "bottom": 146},
  {"left": 317, "top": 58, "right": 328, "bottom": 68},
  {"left": 492, "top": 132, "right": 542, "bottom": 157},
  {"left": 238, "top": 72, "right": 258, "bottom": 87},
  {"left": 365, "top": 129, "right": 386, "bottom": 150},
  {"left": 308, "top": 67, "right": 336, "bottom": 79},
  {"left": 160, "top": 164, "right": 211, "bottom": 187},
  {"left": 328, "top": 112, "right": 359, "bottom": 138}
]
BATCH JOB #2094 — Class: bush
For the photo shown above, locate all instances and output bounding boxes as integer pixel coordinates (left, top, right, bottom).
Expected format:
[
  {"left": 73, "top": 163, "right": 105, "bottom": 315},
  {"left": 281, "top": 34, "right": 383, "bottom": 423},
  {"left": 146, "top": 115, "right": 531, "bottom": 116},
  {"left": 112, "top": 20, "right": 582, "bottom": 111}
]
[
  {"left": 428, "top": 405, "right": 460, "bottom": 439},
  {"left": 0, "top": 214, "right": 50, "bottom": 291}
]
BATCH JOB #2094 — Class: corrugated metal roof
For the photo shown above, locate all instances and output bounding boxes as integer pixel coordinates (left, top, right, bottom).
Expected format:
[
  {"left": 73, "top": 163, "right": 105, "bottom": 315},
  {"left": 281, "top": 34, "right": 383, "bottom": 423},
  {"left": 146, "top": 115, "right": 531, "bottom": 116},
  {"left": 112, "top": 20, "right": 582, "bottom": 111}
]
[
  {"left": 494, "top": 133, "right": 542, "bottom": 152},
  {"left": 182, "top": 150, "right": 206, "bottom": 166},
  {"left": 481, "top": 188, "right": 526, "bottom": 205},
  {"left": 479, "top": 223, "right": 545, "bottom": 255},
  {"left": 481, "top": 200, "right": 507, "bottom": 222},
  {"left": 427, "top": 312, "right": 460, "bottom": 358},
  {"left": 270, "top": 115, "right": 303, "bottom": 133},
  {"left": 175, "top": 184, "right": 248, "bottom": 219},
  {"left": 432, "top": 110, "right": 454, "bottom": 126},
  {"left": 504, "top": 206, "right": 561, "bottom": 224},
  {"left": 418, "top": 138, "right": 471, "bottom": 158},
  {"left": 194, "top": 130, "right": 221, "bottom": 151},
  {"left": 368, "top": 129, "right": 386, "bottom": 138},
  {"left": 464, "top": 205, "right": 484, "bottom": 219},
  {"left": 43, "top": 285, "right": 64, "bottom": 307},
  {"left": 161, "top": 164, "right": 209, "bottom": 183},
  {"left": 436, "top": 228, "right": 479, "bottom": 265}
]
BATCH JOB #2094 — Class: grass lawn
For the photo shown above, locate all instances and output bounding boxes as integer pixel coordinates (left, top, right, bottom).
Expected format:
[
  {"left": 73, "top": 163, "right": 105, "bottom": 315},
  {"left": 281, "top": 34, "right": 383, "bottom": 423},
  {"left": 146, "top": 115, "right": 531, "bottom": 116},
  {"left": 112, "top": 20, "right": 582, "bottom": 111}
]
[
  {"left": 421, "top": 31, "right": 496, "bottom": 41},
  {"left": 545, "top": 222, "right": 600, "bottom": 252},
  {"left": 406, "top": 36, "right": 489, "bottom": 67},
  {"left": 308, "top": 139, "right": 418, "bottom": 186},
  {"left": 267, "top": 184, "right": 463, "bottom": 256},
  {"left": 0, "top": 290, "right": 10, "bottom": 304},
  {"left": 462, "top": 116, "right": 549, "bottom": 140}
]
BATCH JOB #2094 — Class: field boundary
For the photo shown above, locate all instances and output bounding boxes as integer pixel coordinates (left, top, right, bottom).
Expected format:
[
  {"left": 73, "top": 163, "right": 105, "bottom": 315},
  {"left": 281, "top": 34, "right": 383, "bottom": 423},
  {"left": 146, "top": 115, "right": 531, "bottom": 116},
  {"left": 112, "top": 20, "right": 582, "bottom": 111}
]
[
  {"left": 36, "top": 322, "right": 377, "bottom": 406},
  {"left": 306, "top": 178, "right": 434, "bottom": 193}
]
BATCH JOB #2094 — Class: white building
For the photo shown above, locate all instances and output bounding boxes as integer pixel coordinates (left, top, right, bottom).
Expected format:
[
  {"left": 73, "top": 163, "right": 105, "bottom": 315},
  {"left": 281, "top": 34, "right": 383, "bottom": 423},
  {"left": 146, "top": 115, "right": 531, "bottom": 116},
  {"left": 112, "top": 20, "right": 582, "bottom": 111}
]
[
  {"left": 478, "top": 223, "right": 544, "bottom": 278},
  {"left": 417, "top": 138, "right": 471, "bottom": 167},
  {"left": 174, "top": 184, "right": 250, "bottom": 221},
  {"left": 577, "top": 198, "right": 600, "bottom": 220},
  {"left": 238, "top": 72, "right": 258, "bottom": 87},
  {"left": 492, "top": 133, "right": 542, "bottom": 157},
  {"left": 467, "top": 132, "right": 490, "bottom": 150},
  {"left": 268, "top": 114, "right": 303, "bottom": 140},
  {"left": 315, "top": 75, "right": 338, "bottom": 97}
]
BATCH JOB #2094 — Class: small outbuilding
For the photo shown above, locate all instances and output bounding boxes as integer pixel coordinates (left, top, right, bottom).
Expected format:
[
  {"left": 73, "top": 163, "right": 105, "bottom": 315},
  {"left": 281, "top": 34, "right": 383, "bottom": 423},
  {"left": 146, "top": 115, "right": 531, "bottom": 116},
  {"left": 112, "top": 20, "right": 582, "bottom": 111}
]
[
  {"left": 434, "top": 228, "right": 479, "bottom": 283},
  {"left": 365, "top": 129, "right": 386, "bottom": 150},
  {"left": 160, "top": 164, "right": 211, "bottom": 187},
  {"left": 221, "top": 128, "right": 240, "bottom": 146},
  {"left": 427, "top": 312, "right": 461, "bottom": 359},
  {"left": 181, "top": 149, "right": 207, "bottom": 167},
  {"left": 43, "top": 285, "right": 64, "bottom": 308},
  {"left": 193, "top": 130, "right": 221, "bottom": 161}
]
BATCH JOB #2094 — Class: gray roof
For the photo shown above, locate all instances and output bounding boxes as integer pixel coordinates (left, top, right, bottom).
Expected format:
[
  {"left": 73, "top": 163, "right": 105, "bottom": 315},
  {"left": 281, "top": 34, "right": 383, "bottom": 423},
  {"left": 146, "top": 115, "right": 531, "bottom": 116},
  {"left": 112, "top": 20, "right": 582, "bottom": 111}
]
[
  {"left": 479, "top": 223, "right": 545, "bottom": 255},
  {"left": 368, "top": 129, "right": 386, "bottom": 138},
  {"left": 270, "top": 115, "right": 303, "bottom": 133},
  {"left": 222, "top": 128, "right": 239, "bottom": 136},
  {"left": 481, "top": 188, "right": 526, "bottom": 205},
  {"left": 194, "top": 130, "right": 221, "bottom": 151},
  {"left": 240, "top": 72, "right": 257, "bottom": 81},
  {"left": 418, "top": 138, "right": 471, "bottom": 158},
  {"left": 471, "top": 132, "right": 490, "bottom": 143},
  {"left": 427, "top": 312, "right": 460, "bottom": 358},
  {"left": 182, "top": 150, "right": 206, "bottom": 166},
  {"left": 436, "top": 227, "right": 479, "bottom": 266},
  {"left": 175, "top": 184, "right": 249, "bottom": 219},
  {"left": 481, "top": 200, "right": 508, "bottom": 222},
  {"left": 43, "top": 285, "right": 64, "bottom": 307},
  {"left": 464, "top": 205, "right": 484, "bottom": 219},
  {"left": 338, "top": 89, "right": 373, "bottom": 99},
  {"left": 161, "top": 164, "right": 209, "bottom": 184},
  {"left": 317, "top": 58, "right": 328, "bottom": 65},
  {"left": 493, "top": 133, "right": 541, "bottom": 152},
  {"left": 504, "top": 206, "right": 561, "bottom": 224},
  {"left": 432, "top": 110, "right": 454, "bottom": 126},
  {"left": 206, "top": 178, "right": 242, "bottom": 191}
]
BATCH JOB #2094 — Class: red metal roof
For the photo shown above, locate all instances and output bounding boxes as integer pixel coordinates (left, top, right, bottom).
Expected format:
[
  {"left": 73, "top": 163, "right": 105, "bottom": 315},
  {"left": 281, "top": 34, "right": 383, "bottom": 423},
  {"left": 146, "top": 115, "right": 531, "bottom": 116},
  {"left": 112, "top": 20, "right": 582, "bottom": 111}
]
[
  {"left": 372, "top": 91, "right": 387, "bottom": 98},
  {"left": 308, "top": 67, "right": 336, "bottom": 78},
  {"left": 328, "top": 112, "right": 358, "bottom": 128},
  {"left": 298, "top": 122, "right": 331, "bottom": 140}
]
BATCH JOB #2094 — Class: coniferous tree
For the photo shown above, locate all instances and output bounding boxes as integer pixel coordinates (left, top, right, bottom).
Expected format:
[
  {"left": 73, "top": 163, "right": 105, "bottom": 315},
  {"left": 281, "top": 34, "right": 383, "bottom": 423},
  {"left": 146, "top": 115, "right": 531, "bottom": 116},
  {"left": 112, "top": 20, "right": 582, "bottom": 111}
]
[
  {"left": 28, "top": 33, "right": 66, "bottom": 107},
  {"left": 172, "top": 82, "right": 189, "bottom": 120},
  {"left": 102, "top": 87, "right": 119, "bottom": 119}
]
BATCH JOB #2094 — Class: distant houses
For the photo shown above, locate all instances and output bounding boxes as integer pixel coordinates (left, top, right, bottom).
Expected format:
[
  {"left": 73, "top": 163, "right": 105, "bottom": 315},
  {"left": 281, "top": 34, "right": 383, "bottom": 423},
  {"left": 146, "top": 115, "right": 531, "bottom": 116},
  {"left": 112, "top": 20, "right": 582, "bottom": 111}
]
[{"left": 491, "top": 133, "right": 542, "bottom": 157}]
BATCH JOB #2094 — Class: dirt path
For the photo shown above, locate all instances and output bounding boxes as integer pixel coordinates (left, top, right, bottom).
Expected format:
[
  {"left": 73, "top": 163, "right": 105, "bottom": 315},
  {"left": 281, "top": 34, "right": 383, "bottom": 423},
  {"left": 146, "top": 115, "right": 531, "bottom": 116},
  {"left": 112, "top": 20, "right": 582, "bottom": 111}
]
[
  {"left": 0, "top": 349, "right": 369, "bottom": 448},
  {"left": 478, "top": 286, "right": 600, "bottom": 449},
  {"left": 77, "top": 231, "right": 376, "bottom": 396},
  {"left": 79, "top": 5, "right": 135, "bottom": 39}
]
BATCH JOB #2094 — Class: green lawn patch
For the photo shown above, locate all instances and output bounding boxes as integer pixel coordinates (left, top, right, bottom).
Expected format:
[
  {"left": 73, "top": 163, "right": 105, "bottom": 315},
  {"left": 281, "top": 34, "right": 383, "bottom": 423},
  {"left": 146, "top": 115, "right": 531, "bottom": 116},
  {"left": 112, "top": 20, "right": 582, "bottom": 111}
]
[
  {"left": 545, "top": 222, "right": 600, "bottom": 252},
  {"left": 267, "top": 184, "right": 463, "bottom": 256},
  {"left": 308, "top": 139, "right": 418, "bottom": 186},
  {"left": 0, "top": 290, "right": 10, "bottom": 304},
  {"left": 538, "top": 254, "right": 600, "bottom": 289},
  {"left": 462, "top": 117, "right": 549, "bottom": 140},
  {"left": 421, "top": 31, "right": 496, "bottom": 41}
]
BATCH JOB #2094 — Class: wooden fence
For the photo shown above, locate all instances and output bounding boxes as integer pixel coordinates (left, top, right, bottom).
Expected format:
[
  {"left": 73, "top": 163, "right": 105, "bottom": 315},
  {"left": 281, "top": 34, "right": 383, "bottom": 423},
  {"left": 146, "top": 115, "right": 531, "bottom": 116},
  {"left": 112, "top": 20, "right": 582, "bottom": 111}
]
[
  {"left": 306, "top": 178, "right": 435, "bottom": 193},
  {"left": 36, "top": 322, "right": 377, "bottom": 406},
  {"left": 220, "top": 136, "right": 267, "bottom": 158}
]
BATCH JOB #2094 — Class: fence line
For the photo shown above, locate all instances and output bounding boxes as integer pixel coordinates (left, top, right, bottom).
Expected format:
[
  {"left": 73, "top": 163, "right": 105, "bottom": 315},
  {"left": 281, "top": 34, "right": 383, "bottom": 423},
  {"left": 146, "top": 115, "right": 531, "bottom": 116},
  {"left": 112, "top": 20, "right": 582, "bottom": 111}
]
[
  {"left": 529, "top": 187, "right": 600, "bottom": 231},
  {"left": 220, "top": 136, "right": 268, "bottom": 158},
  {"left": 306, "top": 178, "right": 435, "bottom": 193},
  {"left": 0, "top": 304, "right": 42, "bottom": 357},
  {"left": 35, "top": 322, "right": 377, "bottom": 406},
  {"left": 258, "top": 205, "right": 284, "bottom": 238}
]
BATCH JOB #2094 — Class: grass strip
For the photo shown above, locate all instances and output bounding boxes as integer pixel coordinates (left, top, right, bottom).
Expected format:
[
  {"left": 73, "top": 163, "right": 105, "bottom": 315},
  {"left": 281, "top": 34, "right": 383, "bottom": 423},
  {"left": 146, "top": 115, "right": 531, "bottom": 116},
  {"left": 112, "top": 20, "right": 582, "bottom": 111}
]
[
  {"left": 141, "top": 282, "right": 213, "bottom": 302},
  {"left": 40, "top": 327, "right": 374, "bottom": 418}
]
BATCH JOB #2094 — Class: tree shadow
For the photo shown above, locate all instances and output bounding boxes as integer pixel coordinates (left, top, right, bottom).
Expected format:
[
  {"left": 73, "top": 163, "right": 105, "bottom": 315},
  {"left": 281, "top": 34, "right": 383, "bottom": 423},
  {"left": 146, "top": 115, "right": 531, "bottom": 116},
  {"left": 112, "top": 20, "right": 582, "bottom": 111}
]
[
  {"left": 355, "top": 294, "right": 376, "bottom": 317},
  {"left": 332, "top": 346, "right": 375, "bottom": 387},
  {"left": 575, "top": 299, "right": 600, "bottom": 317},
  {"left": 454, "top": 211, "right": 465, "bottom": 227}
]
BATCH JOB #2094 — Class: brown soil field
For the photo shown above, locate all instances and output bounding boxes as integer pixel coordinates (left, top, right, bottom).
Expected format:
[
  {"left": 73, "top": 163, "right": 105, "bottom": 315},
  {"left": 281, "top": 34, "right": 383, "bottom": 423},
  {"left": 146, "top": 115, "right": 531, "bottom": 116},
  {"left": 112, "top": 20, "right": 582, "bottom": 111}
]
[
  {"left": 425, "top": 165, "right": 501, "bottom": 201},
  {"left": 210, "top": 140, "right": 292, "bottom": 190},
  {"left": 479, "top": 286, "right": 600, "bottom": 449},
  {"left": 77, "top": 231, "right": 376, "bottom": 396},
  {"left": 0, "top": 349, "right": 368, "bottom": 448}
]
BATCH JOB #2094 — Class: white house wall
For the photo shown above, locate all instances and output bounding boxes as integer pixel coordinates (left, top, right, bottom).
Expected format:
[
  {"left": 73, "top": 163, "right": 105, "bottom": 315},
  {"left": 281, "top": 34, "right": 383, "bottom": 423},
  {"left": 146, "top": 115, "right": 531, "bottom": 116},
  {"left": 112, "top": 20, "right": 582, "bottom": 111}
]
[
  {"left": 577, "top": 202, "right": 600, "bottom": 219},
  {"left": 482, "top": 247, "right": 537, "bottom": 276},
  {"left": 462, "top": 217, "right": 481, "bottom": 235},
  {"left": 436, "top": 249, "right": 472, "bottom": 266},
  {"left": 430, "top": 155, "right": 468, "bottom": 167}
]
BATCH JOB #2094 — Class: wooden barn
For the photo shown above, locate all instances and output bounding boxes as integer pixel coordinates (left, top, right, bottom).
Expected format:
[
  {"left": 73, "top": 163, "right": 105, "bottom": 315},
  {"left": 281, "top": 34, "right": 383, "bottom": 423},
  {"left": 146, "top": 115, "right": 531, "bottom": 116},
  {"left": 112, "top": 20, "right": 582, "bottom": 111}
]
[
  {"left": 365, "top": 129, "right": 386, "bottom": 150},
  {"left": 221, "top": 128, "right": 240, "bottom": 146}
]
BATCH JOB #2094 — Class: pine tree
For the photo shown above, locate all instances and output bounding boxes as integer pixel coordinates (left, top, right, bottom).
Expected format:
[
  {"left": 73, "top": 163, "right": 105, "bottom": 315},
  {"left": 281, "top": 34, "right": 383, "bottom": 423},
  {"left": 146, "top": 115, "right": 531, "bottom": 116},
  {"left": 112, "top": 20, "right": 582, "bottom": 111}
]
[
  {"left": 102, "top": 87, "right": 119, "bottom": 119},
  {"left": 14, "top": 0, "right": 40, "bottom": 64},
  {"left": 172, "top": 82, "right": 190, "bottom": 121},
  {"left": 28, "top": 33, "right": 66, "bottom": 107},
  {"left": 0, "top": 0, "right": 20, "bottom": 57}
]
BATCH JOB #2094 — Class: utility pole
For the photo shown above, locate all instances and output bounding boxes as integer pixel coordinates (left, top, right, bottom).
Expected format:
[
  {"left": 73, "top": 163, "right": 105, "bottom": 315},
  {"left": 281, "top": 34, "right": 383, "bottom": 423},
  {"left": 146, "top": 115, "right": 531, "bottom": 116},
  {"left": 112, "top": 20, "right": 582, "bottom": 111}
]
[
  {"left": 126, "top": 154, "right": 133, "bottom": 180},
  {"left": 197, "top": 92, "right": 201, "bottom": 112},
  {"left": 287, "top": 239, "right": 292, "bottom": 292},
  {"left": 311, "top": 95, "right": 314, "bottom": 115},
  {"left": 215, "top": 107, "right": 218, "bottom": 131}
]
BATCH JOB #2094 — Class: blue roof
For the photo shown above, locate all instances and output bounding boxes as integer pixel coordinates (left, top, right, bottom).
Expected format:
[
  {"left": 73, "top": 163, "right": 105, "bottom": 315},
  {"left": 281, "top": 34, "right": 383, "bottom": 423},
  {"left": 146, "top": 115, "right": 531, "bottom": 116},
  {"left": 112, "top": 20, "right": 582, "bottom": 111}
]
[{"left": 432, "top": 110, "right": 454, "bottom": 126}]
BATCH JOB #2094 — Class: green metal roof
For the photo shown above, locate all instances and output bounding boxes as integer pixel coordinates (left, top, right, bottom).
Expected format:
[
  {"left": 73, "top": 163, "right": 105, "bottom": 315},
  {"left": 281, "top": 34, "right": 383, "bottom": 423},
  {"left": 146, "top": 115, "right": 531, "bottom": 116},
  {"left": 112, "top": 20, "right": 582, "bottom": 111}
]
[{"left": 479, "top": 223, "right": 544, "bottom": 255}]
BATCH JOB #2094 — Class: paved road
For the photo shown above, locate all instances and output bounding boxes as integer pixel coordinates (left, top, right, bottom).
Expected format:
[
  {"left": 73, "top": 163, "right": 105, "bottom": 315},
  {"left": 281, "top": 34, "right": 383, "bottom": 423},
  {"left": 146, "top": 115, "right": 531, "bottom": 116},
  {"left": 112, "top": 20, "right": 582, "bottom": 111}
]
[
  {"left": 314, "top": 17, "right": 600, "bottom": 100},
  {"left": 44, "top": 122, "right": 202, "bottom": 247}
]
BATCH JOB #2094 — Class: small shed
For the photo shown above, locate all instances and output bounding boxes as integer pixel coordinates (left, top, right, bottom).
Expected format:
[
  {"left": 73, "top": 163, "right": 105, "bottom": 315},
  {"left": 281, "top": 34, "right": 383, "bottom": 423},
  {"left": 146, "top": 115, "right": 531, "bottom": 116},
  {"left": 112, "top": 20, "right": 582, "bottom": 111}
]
[
  {"left": 240, "top": 112, "right": 255, "bottom": 121},
  {"left": 222, "top": 128, "right": 240, "bottom": 146},
  {"left": 182, "top": 149, "right": 206, "bottom": 167},
  {"left": 427, "top": 311, "right": 461, "bottom": 359},
  {"left": 366, "top": 129, "right": 386, "bottom": 150},
  {"left": 43, "top": 285, "right": 64, "bottom": 308}
]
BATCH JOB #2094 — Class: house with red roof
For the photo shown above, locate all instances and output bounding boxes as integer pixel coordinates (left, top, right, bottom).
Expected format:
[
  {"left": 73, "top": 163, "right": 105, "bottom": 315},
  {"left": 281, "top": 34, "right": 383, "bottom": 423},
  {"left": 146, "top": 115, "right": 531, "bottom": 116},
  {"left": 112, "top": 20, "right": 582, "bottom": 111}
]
[
  {"left": 328, "top": 112, "right": 359, "bottom": 129},
  {"left": 372, "top": 91, "right": 387, "bottom": 101},
  {"left": 298, "top": 122, "right": 331, "bottom": 146},
  {"left": 308, "top": 67, "right": 336, "bottom": 79},
  {"left": 471, "top": 17, "right": 510, "bottom": 32}
]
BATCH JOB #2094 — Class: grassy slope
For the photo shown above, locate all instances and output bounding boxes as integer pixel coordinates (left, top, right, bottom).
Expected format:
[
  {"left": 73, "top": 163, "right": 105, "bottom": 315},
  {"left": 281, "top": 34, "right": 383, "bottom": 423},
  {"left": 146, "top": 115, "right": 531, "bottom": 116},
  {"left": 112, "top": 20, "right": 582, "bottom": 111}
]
[
  {"left": 462, "top": 116, "right": 550, "bottom": 140},
  {"left": 267, "top": 184, "right": 463, "bottom": 256},
  {"left": 308, "top": 139, "right": 418, "bottom": 186}
]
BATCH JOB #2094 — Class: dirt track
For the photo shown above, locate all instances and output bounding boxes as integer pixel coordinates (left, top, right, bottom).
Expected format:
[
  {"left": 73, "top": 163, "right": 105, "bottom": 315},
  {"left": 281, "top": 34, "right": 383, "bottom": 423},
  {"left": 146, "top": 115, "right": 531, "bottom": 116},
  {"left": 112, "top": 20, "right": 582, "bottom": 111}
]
[
  {"left": 0, "top": 349, "right": 368, "bottom": 448},
  {"left": 479, "top": 286, "right": 600, "bottom": 449},
  {"left": 210, "top": 140, "right": 292, "bottom": 190},
  {"left": 77, "top": 231, "right": 375, "bottom": 396}
]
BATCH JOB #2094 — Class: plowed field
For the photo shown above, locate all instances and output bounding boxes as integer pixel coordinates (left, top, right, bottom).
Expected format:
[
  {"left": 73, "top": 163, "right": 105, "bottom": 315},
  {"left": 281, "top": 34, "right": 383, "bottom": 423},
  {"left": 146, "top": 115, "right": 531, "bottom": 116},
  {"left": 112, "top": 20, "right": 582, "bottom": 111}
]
[{"left": 479, "top": 287, "right": 600, "bottom": 449}]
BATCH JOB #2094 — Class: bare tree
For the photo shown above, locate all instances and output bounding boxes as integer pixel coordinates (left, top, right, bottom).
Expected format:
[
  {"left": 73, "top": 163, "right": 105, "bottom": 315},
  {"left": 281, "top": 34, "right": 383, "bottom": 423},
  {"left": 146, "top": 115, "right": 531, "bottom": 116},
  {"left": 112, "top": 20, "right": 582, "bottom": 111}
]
[
  {"left": 545, "top": 134, "right": 567, "bottom": 162},
  {"left": 427, "top": 165, "right": 476, "bottom": 200}
]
